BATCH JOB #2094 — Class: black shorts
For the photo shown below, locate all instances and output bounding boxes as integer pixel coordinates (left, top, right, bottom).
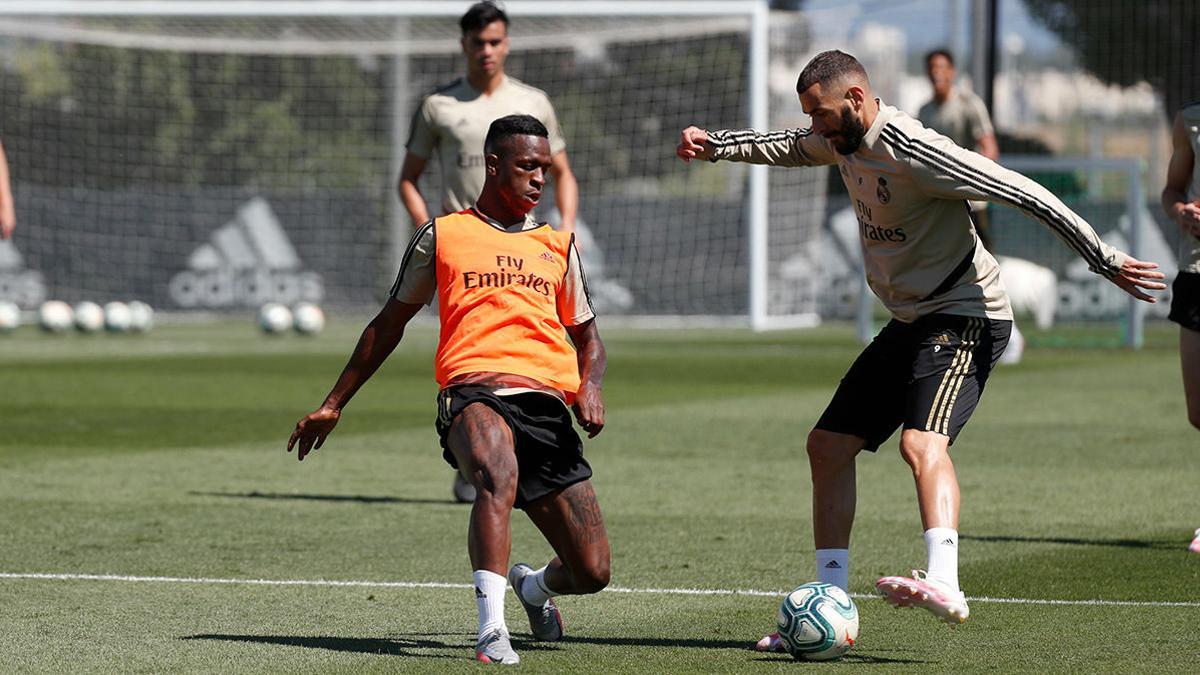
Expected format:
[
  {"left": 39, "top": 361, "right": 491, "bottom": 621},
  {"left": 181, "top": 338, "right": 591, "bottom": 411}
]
[
  {"left": 816, "top": 314, "right": 1012, "bottom": 451},
  {"left": 436, "top": 385, "right": 592, "bottom": 509},
  {"left": 1169, "top": 272, "right": 1200, "bottom": 332}
]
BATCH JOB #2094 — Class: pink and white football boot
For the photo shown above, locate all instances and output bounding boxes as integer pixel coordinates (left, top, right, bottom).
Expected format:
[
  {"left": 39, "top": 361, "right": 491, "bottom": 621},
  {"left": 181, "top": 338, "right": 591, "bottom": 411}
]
[
  {"left": 876, "top": 569, "right": 969, "bottom": 626},
  {"left": 1189, "top": 528, "right": 1200, "bottom": 554},
  {"left": 754, "top": 632, "right": 785, "bottom": 652}
]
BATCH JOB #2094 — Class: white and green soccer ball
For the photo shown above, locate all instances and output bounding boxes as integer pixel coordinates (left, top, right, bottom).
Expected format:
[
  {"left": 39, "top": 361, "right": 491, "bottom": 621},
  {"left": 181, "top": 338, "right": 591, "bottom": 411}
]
[
  {"left": 776, "top": 582, "right": 859, "bottom": 661},
  {"left": 103, "top": 301, "right": 132, "bottom": 332},
  {"left": 257, "top": 302, "right": 293, "bottom": 334},
  {"left": 292, "top": 302, "right": 325, "bottom": 335},
  {"left": 127, "top": 301, "right": 154, "bottom": 333},
  {"left": 73, "top": 301, "right": 105, "bottom": 333},
  {"left": 0, "top": 301, "right": 20, "bottom": 332},
  {"left": 38, "top": 300, "right": 73, "bottom": 332}
]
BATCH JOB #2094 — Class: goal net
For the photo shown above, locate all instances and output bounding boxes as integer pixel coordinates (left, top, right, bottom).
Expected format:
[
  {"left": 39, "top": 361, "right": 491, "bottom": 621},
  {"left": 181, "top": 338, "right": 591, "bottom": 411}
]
[
  {"left": 0, "top": 0, "right": 824, "bottom": 327},
  {"left": 839, "top": 156, "right": 1154, "bottom": 348}
]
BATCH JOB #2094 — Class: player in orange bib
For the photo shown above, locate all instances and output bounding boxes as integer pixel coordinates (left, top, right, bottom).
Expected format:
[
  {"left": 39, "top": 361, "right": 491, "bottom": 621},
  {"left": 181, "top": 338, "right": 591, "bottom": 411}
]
[{"left": 289, "top": 115, "right": 610, "bottom": 666}]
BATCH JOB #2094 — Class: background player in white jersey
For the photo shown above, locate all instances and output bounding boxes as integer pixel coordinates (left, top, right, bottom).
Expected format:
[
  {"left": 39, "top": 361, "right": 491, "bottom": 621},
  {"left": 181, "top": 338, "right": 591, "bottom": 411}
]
[
  {"left": 397, "top": 1, "right": 581, "bottom": 503},
  {"left": 676, "top": 50, "right": 1164, "bottom": 643},
  {"left": 1161, "top": 101, "right": 1200, "bottom": 553},
  {"left": 398, "top": 1, "right": 578, "bottom": 231},
  {"left": 918, "top": 49, "right": 999, "bottom": 250}
]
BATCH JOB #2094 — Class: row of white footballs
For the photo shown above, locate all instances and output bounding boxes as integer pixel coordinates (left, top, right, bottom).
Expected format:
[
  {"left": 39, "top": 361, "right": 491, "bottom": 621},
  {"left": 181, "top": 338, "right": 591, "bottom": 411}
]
[
  {"left": 0, "top": 301, "right": 325, "bottom": 335},
  {"left": 0, "top": 300, "right": 154, "bottom": 334},
  {"left": 258, "top": 302, "right": 326, "bottom": 335}
]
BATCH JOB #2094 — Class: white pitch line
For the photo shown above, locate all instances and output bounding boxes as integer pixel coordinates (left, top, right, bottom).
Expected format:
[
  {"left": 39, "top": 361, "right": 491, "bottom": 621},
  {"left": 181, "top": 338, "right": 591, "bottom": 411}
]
[{"left": 1, "top": 572, "right": 1198, "bottom": 608}]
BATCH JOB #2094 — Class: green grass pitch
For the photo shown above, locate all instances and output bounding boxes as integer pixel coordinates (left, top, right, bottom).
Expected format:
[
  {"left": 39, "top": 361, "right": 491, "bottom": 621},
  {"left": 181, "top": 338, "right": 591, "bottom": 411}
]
[{"left": 1, "top": 318, "right": 1197, "bottom": 672}]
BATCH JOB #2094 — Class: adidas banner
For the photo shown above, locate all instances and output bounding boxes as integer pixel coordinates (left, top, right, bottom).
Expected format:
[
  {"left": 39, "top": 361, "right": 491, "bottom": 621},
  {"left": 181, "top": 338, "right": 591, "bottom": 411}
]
[{"left": 11, "top": 188, "right": 384, "bottom": 310}]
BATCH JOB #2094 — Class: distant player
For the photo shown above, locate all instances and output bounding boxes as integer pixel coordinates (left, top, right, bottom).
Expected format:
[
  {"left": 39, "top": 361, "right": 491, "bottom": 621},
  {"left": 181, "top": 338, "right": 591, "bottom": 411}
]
[
  {"left": 676, "top": 50, "right": 1164, "bottom": 642},
  {"left": 398, "top": 0, "right": 581, "bottom": 503},
  {"left": 917, "top": 49, "right": 1027, "bottom": 362},
  {"left": 917, "top": 49, "right": 999, "bottom": 250},
  {"left": 1161, "top": 101, "right": 1200, "bottom": 554},
  {"left": 291, "top": 115, "right": 610, "bottom": 665},
  {"left": 0, "top": 138, "right": 15, "bottom": 239}
]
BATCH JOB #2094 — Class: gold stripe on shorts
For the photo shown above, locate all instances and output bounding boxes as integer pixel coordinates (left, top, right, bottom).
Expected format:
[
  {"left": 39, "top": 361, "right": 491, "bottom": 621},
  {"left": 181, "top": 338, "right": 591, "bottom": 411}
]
[{"left": 925, "top": 318, "right": 984, "bottom": 435}]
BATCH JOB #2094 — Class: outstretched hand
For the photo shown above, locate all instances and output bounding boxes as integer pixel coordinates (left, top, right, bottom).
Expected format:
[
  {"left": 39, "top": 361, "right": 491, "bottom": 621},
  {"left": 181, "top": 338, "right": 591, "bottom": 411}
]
[
  {"left": 1109, "top": 257, "right": 1167, "bottom": 303},
  {"left": 572, "top": 384, "right": 605, "bottom": 438},
  {"left": 676, "top": 126, "right": 712, "bottom": 163},
  {"left": 287, "top": 406, "right": 341, "bottom": 461}
]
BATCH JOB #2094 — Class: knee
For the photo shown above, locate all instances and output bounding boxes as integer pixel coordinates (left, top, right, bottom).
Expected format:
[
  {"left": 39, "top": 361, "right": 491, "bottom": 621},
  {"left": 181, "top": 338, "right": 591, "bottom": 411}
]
[
  {"left": 471, "top": 460, "right": 518, "bottom": 503},
  {"left": 806, "top": 429, "right": 855, "bottom": 469},
  {"left": 898, "top": 431, "right": 948, "bottom": 470},
  {"left": 572, "top": 555, "right": 611, "bottom": 594}
]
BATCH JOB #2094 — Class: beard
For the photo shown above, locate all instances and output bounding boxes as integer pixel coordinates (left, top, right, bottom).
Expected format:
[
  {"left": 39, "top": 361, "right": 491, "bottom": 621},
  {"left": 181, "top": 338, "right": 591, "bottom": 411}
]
[{"left": 832, "top": 106, "right": 867, "bottom": 155}]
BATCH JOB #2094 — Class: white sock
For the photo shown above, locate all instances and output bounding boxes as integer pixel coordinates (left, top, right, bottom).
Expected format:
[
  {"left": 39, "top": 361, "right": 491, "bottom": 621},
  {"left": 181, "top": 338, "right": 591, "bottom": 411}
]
[
  {"left": 473, "top": 570, "right": 508, "bottom": 638},
  {"left": 815, "top": 548, "right": 849, "bottom": 592},
  {"left": 924, "top": 528, "right": 960, "bottom": 592},
  {"left": 518, "top": 565, "right": 558, "bottom": 606}
]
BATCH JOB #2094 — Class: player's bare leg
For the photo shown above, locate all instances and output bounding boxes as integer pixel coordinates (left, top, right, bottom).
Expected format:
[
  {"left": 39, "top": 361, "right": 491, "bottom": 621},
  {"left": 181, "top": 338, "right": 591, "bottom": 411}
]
[
  {"left": 1182, "top": 327, "right": 1200, "bottom": 433},
  {"left": 510, "top": 480, "right": 611, "bottom": 641},
  {"left": 446, "top": 403, "right": 521, "bottom": 663},
  {"left": 757, "top": 429, "right": 863, "bottom": 652},
  {"left": 900, "top": 429, "right": 959, "bottom": 531},
  {"left": 808, "top": 429, "right": 866, "bottom": 550},
  {"left": 876, "top": 428, "right": 969, "bottom": 625},
  {"left": 1181, "top": 327, "right": 1200, "bottom": 552}
]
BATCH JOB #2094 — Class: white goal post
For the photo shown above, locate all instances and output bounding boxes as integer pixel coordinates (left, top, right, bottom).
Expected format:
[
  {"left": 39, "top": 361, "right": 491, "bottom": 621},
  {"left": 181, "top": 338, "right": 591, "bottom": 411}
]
[{"left": 0, "top": 1, "right": 818, "bottom": 329}]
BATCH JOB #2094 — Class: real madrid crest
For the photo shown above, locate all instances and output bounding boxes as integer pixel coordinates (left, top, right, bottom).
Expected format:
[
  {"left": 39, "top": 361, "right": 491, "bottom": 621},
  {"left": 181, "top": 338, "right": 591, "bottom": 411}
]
[{"left": 876, "top": 177, "right": 891, "bottom": 204}]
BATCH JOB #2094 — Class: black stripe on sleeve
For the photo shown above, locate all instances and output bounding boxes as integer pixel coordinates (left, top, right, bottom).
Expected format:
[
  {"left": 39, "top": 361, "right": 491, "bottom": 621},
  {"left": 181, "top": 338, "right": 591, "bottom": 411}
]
[
  {"left": 389, "top": 220, "right": 435, "bottom": 298},
  {"left": 708, "top": 127, "right": 814, "bottom": 149},
  {"left": 564, "top": 232, "right": 596, "bottom": 319},
  {"left": 880, "top": 125, "right": 1117, "bottom": 275},
  {"left": 880, "top": 125, "right": 1106, "bottom": 272}
]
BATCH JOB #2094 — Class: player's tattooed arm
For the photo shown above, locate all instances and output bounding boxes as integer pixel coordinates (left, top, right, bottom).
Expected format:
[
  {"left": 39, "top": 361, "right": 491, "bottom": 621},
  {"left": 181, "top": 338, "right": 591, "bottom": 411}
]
[
  {"left": 566, "top": 319, "right": 606, "bottom": 438},
  {"left": 288, "top": 298, "right": 422, "bottom": 460}
]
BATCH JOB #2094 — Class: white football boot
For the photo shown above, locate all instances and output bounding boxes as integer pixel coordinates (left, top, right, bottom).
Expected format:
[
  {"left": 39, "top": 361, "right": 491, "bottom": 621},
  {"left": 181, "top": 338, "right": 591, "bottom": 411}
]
[
  {"left": 1190, "top": 528, "right": 1200, "bottom": 554},
  {"left": 475, "top": 628, "right": 520, "bottom": 665}
]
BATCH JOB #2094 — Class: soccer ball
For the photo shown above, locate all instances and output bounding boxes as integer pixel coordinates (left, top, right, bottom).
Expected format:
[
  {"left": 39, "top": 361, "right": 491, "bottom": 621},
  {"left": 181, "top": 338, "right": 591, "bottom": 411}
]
[
  {"left": 127, "top": 301, "right": 154, "bottom": 333},
  {"left": 38, "top": 300, "right": 74, "bottom": 332},
  {"left": 74, "top": 301, "right": 105, "bottom": 333},
  {"left": 292, "top": 302, "right": 325, "bottom": 335},
  {"left": 104, "top": 301, "right": 132, "bottom": 332},
  {"left": 258, "top": 302, "right": 293, "bottom": 334},
  {"left": 776, "top": 582, "right": 859, "bottom": 661},
  {"left": 0, "top": 301, "right": 20, "bottom": 332}
]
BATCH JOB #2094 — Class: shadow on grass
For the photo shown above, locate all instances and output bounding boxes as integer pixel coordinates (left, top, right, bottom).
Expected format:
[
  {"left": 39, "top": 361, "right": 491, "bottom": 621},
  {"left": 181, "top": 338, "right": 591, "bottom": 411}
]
[
  {"left": 961, "top": 533, "right": 1180, "bottom": 550},
  {"left": 559, "top": 635, "right": 754, "bottom": 650},
  {"left": 182, "top": 634, "right": 458, "bottom": 659},
  {"left": 753, "top": 652, "right": 931, "bottom": 665},
  {"left": 188, "top": 490, "right": 458, "bottom": 506},
  {"left": 557, "top": 635, "right": 930, "bottom": 664},
  {"left": 185, "top": 633, "right": 927, "bottom": 664}
]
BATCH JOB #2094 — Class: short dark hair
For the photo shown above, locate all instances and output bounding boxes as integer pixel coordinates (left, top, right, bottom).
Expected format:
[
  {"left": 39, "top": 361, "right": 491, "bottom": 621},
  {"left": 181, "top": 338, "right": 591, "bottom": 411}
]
[
  {"left": 925, "top": 48, "right": 954, "bottom": 68},
  {"left": 484, "top": 114, "right": 548, "bottom": 155},
  {"left": 460, "top": 2, "right": 508, "bottom": 35},
  {"left": 796, "top": 50, "right": 869, "bottom": 93}
]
